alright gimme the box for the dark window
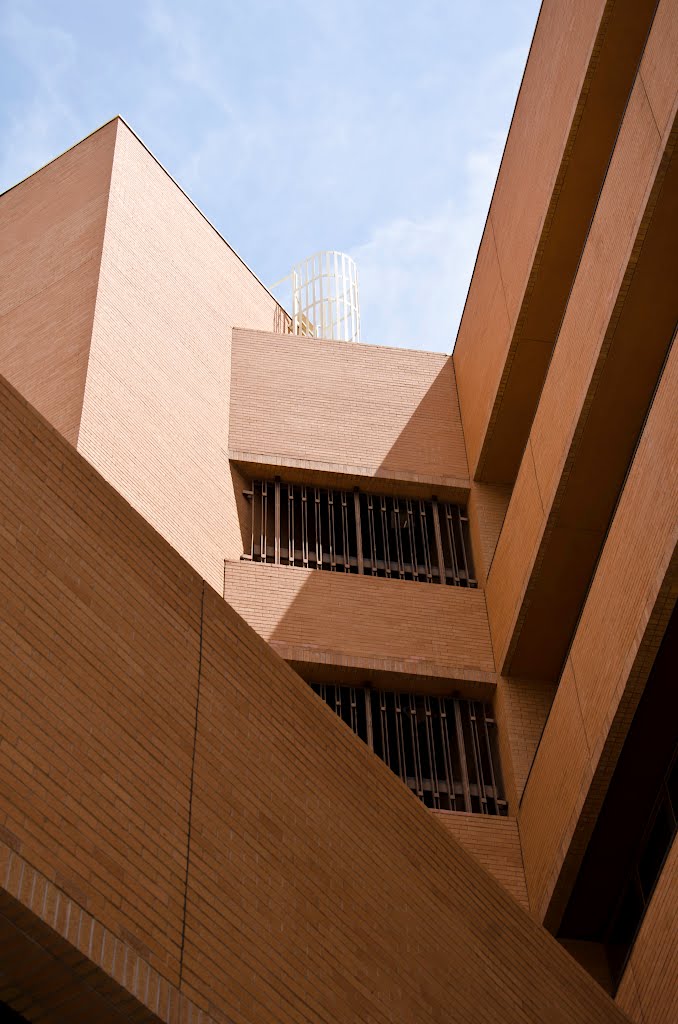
[0,1003,31,1022]
[311,682,506,815]
[245,479,475,587]
[605,751,677,983]
[558,604,678,991]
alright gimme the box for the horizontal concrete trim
[229,451,470,501]
[278,644,497,698]
[223,558,496,680]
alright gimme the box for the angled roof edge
[0,114,283,311]
[232,325,452,362]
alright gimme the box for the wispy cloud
[0,0,540,352]
[143,0,234,116]
[351,135,505,351]
[0,2,80,188]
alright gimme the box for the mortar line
[179,580,206,987]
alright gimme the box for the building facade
[0,1,676,1021]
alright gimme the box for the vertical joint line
[179,580,205,987]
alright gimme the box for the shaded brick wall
[0,372,628,1023]
[616,836,678,1023]
[230,328,468,488]
[519,332,678,927]
[467,481,511,586]
[494,676,556,810]
[485,16,677,676]
[78,121,286,592]
[454,0,656,483]
[0,120,116,445]
[432,811,528,910]
[223,559,496,685]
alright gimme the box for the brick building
[0,0,676,1021]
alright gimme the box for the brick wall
[0,842,210,1023]
[0,120,116,445]
[184,585,625,1024]
[494,676,556,810]
[0,375,201,986]
[223,559,496,686]
[432,811,528,909]
[519,331,678,927]
[467,481,511,586]
[0,372,628,1022]
[230,328,468,489]
[453,0,607,477]
[77,120,287,592]
[485,11,677,677]
[453,0,656,483]
[616,836,678,1023]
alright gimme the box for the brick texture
[454,0,607,477]
[467,481,511,586]
[639,0,678,138]
[0,842,213,1024]
[0,372,629,1022]
[616,836,678,1023]
[518,662,594,922]
[77,120,288,592]
[1,5,676,1016]
[0,120,116,445]
[519,333,678,926]
[182,588,626,1024]
[454,0,656,483]
[230,328,468,489]
[484,448,544,668]
[486,20,677,676]
[223,559,496,685]
[0,375,202,986]
[432,811,528,910]
[494,676,557,810]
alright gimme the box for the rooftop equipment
[272,250,361,343]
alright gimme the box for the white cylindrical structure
[274,251,361,343]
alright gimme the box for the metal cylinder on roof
[273,251,361,343]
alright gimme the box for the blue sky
[1,0,540,352]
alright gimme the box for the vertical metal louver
[245,479,475,587]
[311,683,506,815]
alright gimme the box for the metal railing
[245,479,476,587]
[311,683,506,815]
[272,251,361,343]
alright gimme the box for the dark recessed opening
[0,1003,31,1023]
[244,479,476,587]
[558,604,678,989]
[310,681,506,815]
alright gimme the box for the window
[557,601,678,993]
[605,748,677,984]
[311,682,506,815]
[245,479,475,587]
